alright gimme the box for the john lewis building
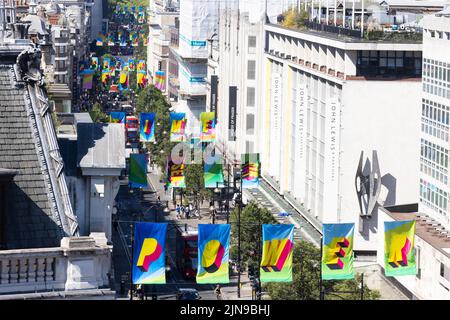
[260,23,423,251]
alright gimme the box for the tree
[135,86,172,171]
[184,164,213,207]
[229,201,278,272]
[266,241,381,300]
[89,102,109,123]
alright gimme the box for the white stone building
[419,9,450,230]
[261,23,422,251]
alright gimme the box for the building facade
[419,11,450,230]
[261,23,423,251]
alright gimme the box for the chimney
[12,21,31,39]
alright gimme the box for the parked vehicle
[176,288,201,300]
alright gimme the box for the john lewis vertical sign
[270,73,282,179]
[323,97,341,219]
[294,83,307,202]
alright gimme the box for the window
[247,60,256,80]
[246,87,255,107]
[248,36,256,54]
[246,113,255,135]
[245,141,254,153]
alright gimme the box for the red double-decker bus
[175,226,198,280]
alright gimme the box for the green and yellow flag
[384,220,416,277]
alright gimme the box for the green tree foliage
[184,163,213,206]
[135,86,172,170]
[265,241,381,300]
[89,102,109,123]
[229,201,278,272]
[281,8,309,29]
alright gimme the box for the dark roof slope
[0,66,63,249]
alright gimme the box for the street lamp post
[237,168,243,298]
[129,223,134,301]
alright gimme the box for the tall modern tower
[419,9,450,230]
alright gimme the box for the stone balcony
[0,233,111,295]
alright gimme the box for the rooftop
[383,208,450,259]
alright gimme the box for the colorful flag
[200,112,216,142]
[91,57,99,71]
[167,156,185,188]
[241,153,260,188]
[119,70,129,91]
[108,33,115,46]
[137,71,147,88]
[322,223,355,280]
[129,154,148,188]
[137,60,146,72]
[197,224,230,284]
[204,153,224,188]
[128,59,136,71]
[155,70,165,91]
[109,111,126,124]
[96,35,103,46]
[102,57,110,70]
[140,113,155,142]
[81,69,94,90]
[169,113,187,142]
[101,70,110,84]
[384,220,416,277]
[132,222,167,284]
[260,224,294,282]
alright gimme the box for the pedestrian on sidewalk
[214,284,222,300]
[176,204,181,219]
[185,205,190,219]
[157,195,161,202]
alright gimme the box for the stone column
[18,258,28,283]
[0,259,10,284]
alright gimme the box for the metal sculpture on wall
[355,150,381,226]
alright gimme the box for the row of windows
[423,59,450,82]
[420,178,448,214]
[425,29,450,41]
[423,82,450,100]
[421,120,449,142]
[421,161,448,185]
[357,50,422,76]
[422,99,450,125]
[420,138,449,168]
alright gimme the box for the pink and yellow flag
[384,220,416,277]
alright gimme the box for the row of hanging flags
[81,55,163,91]
[132,220,417,284]
[111,5,147,25]
[96,29,149,47]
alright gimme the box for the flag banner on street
[96,35,103,46]
[260,224,294,283]
[204,153,224,188]
[169,113,187,142]
[132,222,167,284]
[384,220,416,277]
[137,71,147,87]
[129,59,136,71]
[132,32,139,46]
[109,111,126,124]
[131,6,136,12]
[102,57,110,71]
[200,112,216,142]
[129,154,148,188]
[108,34,115,46]
[241,153,260,188]
[197,224,230,284]
[322,223,355,280]
[167,155,186,188]
[101,70,110,84]
[140,113,155,142]
[155,70,165,91]
[143,35,149,46]
[81,69,94,90]
[137,60,146,72]
[119,70,129,91]
[116,58,123,70]
[91,57,99,70]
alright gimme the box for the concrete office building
[210,0,297,164]
[261,22,423,251]
[419,9,450,230]
[147,0,179,93]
